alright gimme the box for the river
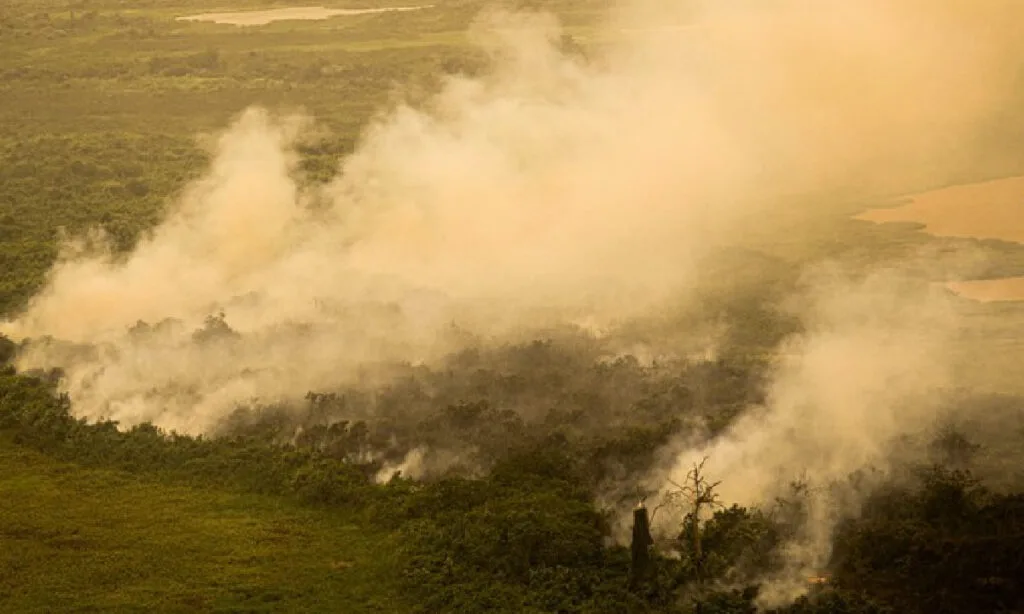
[855,176,1024,302]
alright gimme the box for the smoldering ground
[4,0,1024,607]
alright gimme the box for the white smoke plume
[6,1,1021,431]
[642,267,957,606]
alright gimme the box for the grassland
[0,437,405,613]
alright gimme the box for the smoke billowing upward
[3,0,1024,604]
[641,268,957,606]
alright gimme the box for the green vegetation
[3,350,1024,612]
[0,438,405,613]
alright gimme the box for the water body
[177,6,426,26]
[856,176,1024,301]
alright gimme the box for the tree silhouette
[655,456,724,612]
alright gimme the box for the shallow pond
[856,176,1024,302]
[177,6,426,26]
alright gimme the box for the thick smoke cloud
[642,269,957,606]
[3,0,1024,603]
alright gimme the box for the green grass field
[0,437,405,613]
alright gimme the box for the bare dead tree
[652,457,723,613]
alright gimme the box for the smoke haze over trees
[3,0,1024,611]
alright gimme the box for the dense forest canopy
[3,0,1024,612]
